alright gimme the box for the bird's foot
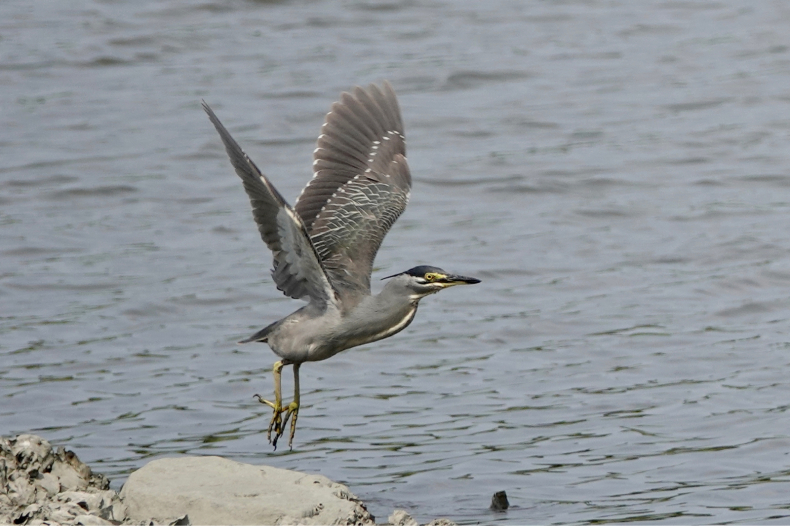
[254,394,283,446]
[254,395,299,450]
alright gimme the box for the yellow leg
[280,363,300,449]
[253,360,300,449]
[253,360,285,445]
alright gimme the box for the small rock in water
[490,490,509,511]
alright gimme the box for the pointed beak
[439,274,481,287]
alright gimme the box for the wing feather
[202,101,337,307]
[294,82,411,305]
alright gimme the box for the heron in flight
[203,82,480,449]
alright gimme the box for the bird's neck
[377,278,421,308]
[336,284,418,347]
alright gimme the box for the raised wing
[295,82,411,303]
[203,101,338,308]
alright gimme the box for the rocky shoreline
[1,434,456,526]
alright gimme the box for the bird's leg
[279,363,300,449]
[253,360,287,446]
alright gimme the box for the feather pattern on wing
[202,101,337,308]
[295,82,412,305]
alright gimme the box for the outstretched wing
[203,101,338,308]
[294,82,411,304]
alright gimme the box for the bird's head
[382,265,481,300]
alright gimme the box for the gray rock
[57,490,105,512]
[120,456,375,526]
[10,435,55,476]
[74,513,114,525]
[0,435,125,525]
[2,434,458,526]
[490,490,509,511]
[49,501,89,523]
[424,519,458,526]
[98,502,128,523]
[35,472,61,496]
[0,457,8,488]
[388,509,418,526]
[50,458,89,491]
[7,472,36,506]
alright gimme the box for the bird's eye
[424,272,440,282]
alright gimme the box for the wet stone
[490,490,509,511]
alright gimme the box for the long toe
[264,404,284,447]
[254,394,277,409]
[283,401,300,450]
[288,410,299,450]
[271,420,286,450]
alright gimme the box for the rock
[74,513,114,525]
[387,510,457,526]
[388,509,419,526]
[7,472,36,506]
[49,501,87,523]
[0,434,126,525]
[60,447,92,480]
[490,490,509,511]
[10,435,55,476]
[120,456,375,526]
[34,472,61,496]
[98,503,123,522]
[51,459,89,491]
[57,490,104,512]
[2,434,459,526]
[14,503,44,524]
[0,457,8,488]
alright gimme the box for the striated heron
[203,82,480,449]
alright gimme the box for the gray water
[3,1,790,523]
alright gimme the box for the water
[3,0,790,523]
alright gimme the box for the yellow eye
[424,272,440,282]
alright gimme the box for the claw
[254,394,284,445]
[256,361,300,450]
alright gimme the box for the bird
[202,82,480,449]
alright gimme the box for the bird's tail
[238,320,278,344]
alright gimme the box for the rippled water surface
[4,1,790,523]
